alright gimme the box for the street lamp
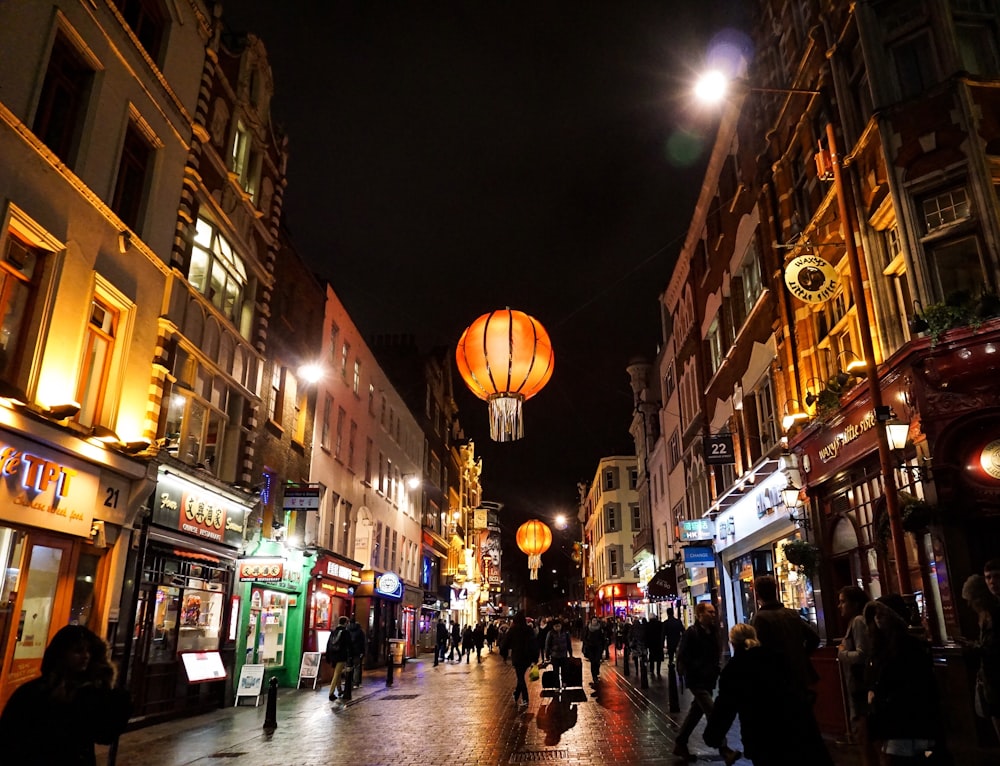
[694,73,911,596]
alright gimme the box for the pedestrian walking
[473,622,485,663]
[435,618,449,666]
[962,572,1000,741]
[537,618,552,664]
[838,585,876,765]
[500,612,538,707]
[647,614,665,677]
[583,617,606,685]
[462,624,475,663]
[603,618,614,659]
[0,625,131,766]
[449,621,461,662]
[664,608,684,667]
[865,595,949,763]
[673,601,741,764]
[544,619,573,688]
[704,623,829,766]
[630,617,647,675]
[325,616,354,700]
[348,616,367,687]
[486,621,499,653]
[750,574,821,701]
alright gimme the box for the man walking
[751,575,821,701]
[663,608,684,667]
[325,616,353,701]
[673,602,740,764]
[544,619,573,688]
[348,616,366,687]
[435,618,449,666]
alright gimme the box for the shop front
[353,570,403,667]
[594,582,642,618]
[125,466,252,720]
[0,410,152,709]
[305,551,361,655]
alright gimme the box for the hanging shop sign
[375,571,403,599]
[0,436,99,537]
[682,545,717,567]
[705,433,735,465]
[152,472,248,548]
[237,558,284,583]
[980,439,1000,480]
[679,518,715,542]
[646,565,679,598]
[283,486,320,511]
[783,255,838,304]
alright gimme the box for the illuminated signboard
[0,437,98,537]
[237,558,284,582]
[375,571,403,600]
[152,472,247,548]
[181,651,227,683]
[324,561,361,583]
[682,546,716,567]
[283,486,320,511]
[679,518,715,542]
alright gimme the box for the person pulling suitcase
[544,619,573,689]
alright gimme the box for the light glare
[694,70,728,104]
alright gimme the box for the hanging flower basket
[783,540,819,578]
[874,492,943,550]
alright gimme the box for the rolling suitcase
[541,668,560,689]
[562,657,583,688]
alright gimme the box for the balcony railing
[632,526,653,556]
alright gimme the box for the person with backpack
[325,616,354,700]
[544,619,573,688]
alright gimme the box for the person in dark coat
[582,617,606,684]
[674,602,741,764]
[435,618,449,666]
[966,567,1000,741]
[485,621,499,653]
[865,595,948,763]
[461,624,475,663]
[647,614,665,677]
[449,621,461,662]
[664,608,684,667]
[348,616,367,687]
[500,612,539,707]
[0,625,131,766]
[750,574,821,701]
[704,624,833,766]
[629,617,648,675]
[473,622,486,663]
[325,616,354,699]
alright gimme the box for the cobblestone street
[102,648,869,766]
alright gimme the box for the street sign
[283,486,320,511]
[705,433,735,465]
[682,546,716,567]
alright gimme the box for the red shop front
[304,552,362,655]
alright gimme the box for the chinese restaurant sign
[152,472,247,548]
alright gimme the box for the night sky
[222,2,751,554]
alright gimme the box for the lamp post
[694,72,911,596]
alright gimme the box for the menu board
[181,651,227,683]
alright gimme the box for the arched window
[189,217,251,335]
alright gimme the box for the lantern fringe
[528,554,541,580]
[488,393,525,442]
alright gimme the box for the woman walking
[500,613,538,708]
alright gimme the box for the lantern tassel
[488,393,525,442]
[528,553,541,580]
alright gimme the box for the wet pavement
[101,646,869,766]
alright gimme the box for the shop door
[0,533,76,707]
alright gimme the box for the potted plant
[912,290,1000,345]
[875,492,942,549]
[783,539,819,578]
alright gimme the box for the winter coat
[545,629,572,660]
[646,617,664,662]
[325,624,353,664]
[704,646,832,764]
[867,632,942,742]
[461,626,475,649]
[348,623,367,658]
[677,621,721,690]
[583,622,606,661]
[751,601,820,693]
[500,620,539,667]
[663,616,684,653]
[436,621,449,643]
[473,624,485,649]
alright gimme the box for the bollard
[343,662,353,701]
[386,653,394,687]
[667,659,680,713]
[639,655,648,689]
[262,676,278,732]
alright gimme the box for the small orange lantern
[515,519,552,580]
[456,308,554,441]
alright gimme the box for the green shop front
[232,542,311,692]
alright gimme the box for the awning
[646,565,679,599]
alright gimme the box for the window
[603,468,616,491]
[391,530,398,571]
[293,382,307,444]
[0,232,42,383]
[111,121,154,232]
[663,362,676,400]
[113,0,166,61]
[230,119,259,200]
[320,394,332,450]
[630,503,641,531]
[378,451,386,493]
[364,438,373,484]
[668,430,681,470]
[268,366,284,424]
[739,242,763,322]
[334,407,346,459]
[606,503,619,532]
[925,235,987,299]
[608,547,620,578]
[329,322,339,366]
[353,360,361,395]
[891,30,938,99]
[189,217,252,336]
[33,34,93,168]
[347,421,357,469]
[753,374,779,454]
[340,343,350,377]
[368,383,375,415]
[707,315,725,375]
[628,468,638,490]
[340,500,352,555]
[76,298,118,428]
[161,372,237,477]
[383,526,391,569]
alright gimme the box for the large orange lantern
[516,519,552,580]
[455,308,554,442]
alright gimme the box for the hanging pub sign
[375,571,404,599]
[783,255,838,304]
[705,433,735,465]
[980,438,1000,480]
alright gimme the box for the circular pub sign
[784,255,838,304]
[980,439,1000,481]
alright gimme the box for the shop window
[111,120,154,232]
[248,588,286,666]
[0,231,43,384]
[188,217,252,336]
[76,296,119,428]
[33,33,93,168]
[112,0,166,62]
